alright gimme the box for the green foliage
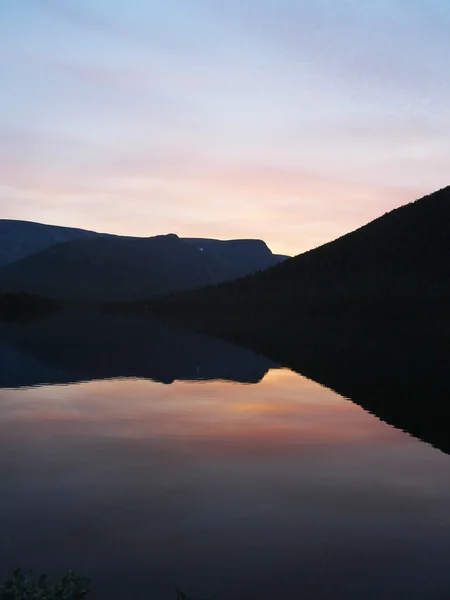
[0,571,210,600]
[0,569,90,600]
[176,589,212,600]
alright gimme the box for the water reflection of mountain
[187,314,450,456]
[3,307,450,459]
[0,310,278,388]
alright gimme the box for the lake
[1,314,450,599]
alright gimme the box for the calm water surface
[2,368,450,599]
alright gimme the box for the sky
[1,0,450,255]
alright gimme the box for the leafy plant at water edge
[0,569,90,600]
[176,589,212,600]
[0,571,211,600]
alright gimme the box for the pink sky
[1,0,449,255]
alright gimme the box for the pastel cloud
[1,0,449,254]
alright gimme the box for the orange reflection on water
[0,368,404,452]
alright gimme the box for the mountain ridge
[0,220,288,302]
[144,184,450,317]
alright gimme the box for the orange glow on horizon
[0,156,430,255]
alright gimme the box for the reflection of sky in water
[1,370,450,600]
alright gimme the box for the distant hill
[0,221,287,302]
[0,220,96,268]
[0,293,60,322]
[182,237,288,279]
[146,185,450,318]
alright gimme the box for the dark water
[1,314,450,600]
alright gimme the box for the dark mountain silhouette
[182,237,287,278]
[0,221,287,302]
[0,234,221,301]
[145,185,450,318]
[109,184,450,455]
[0,219,96,268]
[0,293,60,322]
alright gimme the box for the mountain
[0,234,219,301]
[0,219,96,268]
[0,293,60,322]
[146,185,450,318]
[182,237,287,279]
[0,221,287,302]
[111,184,450,457]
